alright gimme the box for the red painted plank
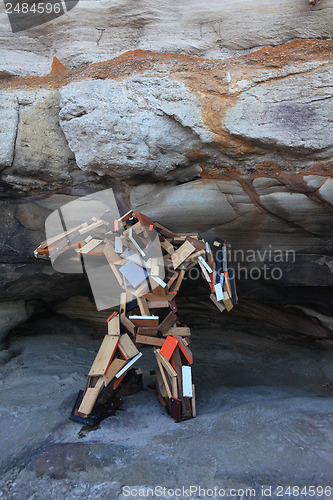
[159,335,178,361]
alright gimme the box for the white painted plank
[198,256,213,274]
[182,366,193,397]
[214,283,223,302]
[115,352,143,378]
[115,236,123,254]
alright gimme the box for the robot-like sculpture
[35,202,237,425]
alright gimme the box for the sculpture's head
[35,188,165,310]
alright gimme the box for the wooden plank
[137,326,159,337]
[103,241,124,286]
[145,292,176,308]
[187,249,205,262]
[129,315,159,328]
[183,261,198,272]
[154,222,178,239]
[166,271,180,290]
[118,333,140,360]
[164,326,191,337]
[118,209,133,224]
[170,398,182,422]
[159,335,178,360]
[159,311,177,335]
[210,293,226,312]
[88,335,119,376]
[154,349,177,378]
[211,271,215,293]
[185,236,205,251]
[133,211,154,230]
[155,355,172,398]
[223,272,233,298]
[78,387,102,415]
[205,242,215,269]
[171,377,178,399]
[78,220,104,235]
[223,291,234,312]
[120,292,127,316]
[160,239,175,254]
[91,216,109,226]
[132,222,145,235]
[155,350,177,398]
[171,346,192,419]
[107,314,120,336]
[76,238,103,254]
[174,335,193,364]
[150,257,160,276]
[171,346,183,397]
[182,366,193,397]
[176,232,199,240]
[215,245,223,284]
[151,276,167,288]
[104,358,126,386]
[146,298,169,308]
[171,241,196,269]
[155,366,169,398]
[136,335,164,347]
[191,384,196,417]
[198,255,213,274]
[228,269,238,305]
[222,244,228,272]
[149,277,166,296]
[170,298,177,314]
[198,260,211,283]
[115,352,142,378]
[171,269,185,292]
[145,292,177,301]
[198,260,212,283]
[120,315,136,335]
[137,296,150,316]
[130,281,150,297]
[40,222,88,248]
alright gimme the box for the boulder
[59,78,208,181]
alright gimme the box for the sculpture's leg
[70,312,143,426]
[152,324,196,422]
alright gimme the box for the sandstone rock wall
[0,0,332,337]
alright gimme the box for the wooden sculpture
[34,210,237,425]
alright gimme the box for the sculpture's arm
[34,209,237,312]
